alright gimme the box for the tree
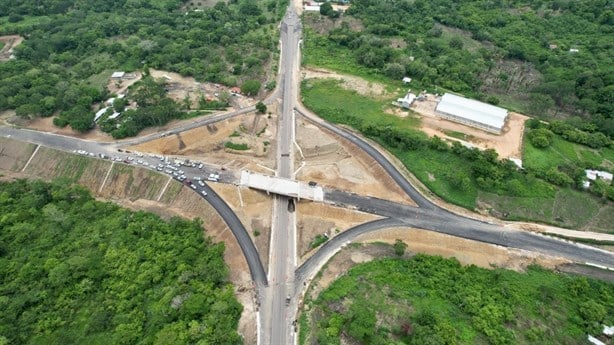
[449,36,463,49]
[255,101,267,114]
[393,239,407,256]
[241,80,261,96]
[320,2,334,17]
[383,63,405,79]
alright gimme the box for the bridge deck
[240,171,324,201]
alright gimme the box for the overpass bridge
[240,170,324,202]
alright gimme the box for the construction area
[409,92,528,160]
[0,35,22,61]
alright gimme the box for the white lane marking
[99,161,115,193]
[156,175,172,202]
[237,186,244,207]
[21,145,40,172]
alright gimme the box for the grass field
[302,79,613,231]
[524,135,614,172]
[302,254,614,345]
[302,78,420,130]
[478,188,613,232]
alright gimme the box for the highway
[1,2,614,343]
[259,7,302,345]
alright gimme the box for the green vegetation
[255,101,267,114]
[240,79,261,96]
[302,254,614,345]
[302,78,613,224]
[224,142,249,151]
[0,179,242,344]
[0,0,282,134]
[303,0,614,138]
[230,130,241,138]
[303,79,552,209]
[309,234,329,249]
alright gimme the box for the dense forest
[302,254,614,345]
[0,0,284,132]
[308,0,613,137]
[0,179,242,344]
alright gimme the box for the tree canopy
[0,0,283,133]
[304,254,614,345]
[0,179,243,344]
[308,0,614,137]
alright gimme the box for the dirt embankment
[0,137,257,343]
[307,229,571,300]
[129,108,278,174]
[295,119,415,205]
[297,202,380,263]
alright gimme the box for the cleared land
[411,94,528,160]
[296,202,380,263]
[0,35,23,61]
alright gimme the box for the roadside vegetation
[0,179,242,344]
[224,141,250,151]
[303,0,613,138]
[0,0,284,134]
[301,254,614,345]
[302,79,613,230]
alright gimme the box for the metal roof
[436,93,508,130]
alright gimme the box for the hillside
[304,0,613,137]
[0,179,243,344]
[301,254,614,345]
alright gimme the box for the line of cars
[79,148,219,197]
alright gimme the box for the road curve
[295,218,406,286]
[195,181,268,285]
[0,130,268,285]
[295,106,437,211]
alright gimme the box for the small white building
[402,77,412,84]
[94,107,110,122]
[435,93,508,134]
[396,91,416,109]
[569,48,579,53]
[585,169,613,183]
[111,71,125,79]
[108,112,121,120]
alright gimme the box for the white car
[201,190,208,196]
[190,184,197,190]
[198,180,205,187]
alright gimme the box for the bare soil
[296,202,380,262]
[411,95,528,159]
[295,119,415,205]
[302,67,389,99]
[106,71,142,95]
[128,108,279,173]
[0,35,23,61]
[302,12,363,35]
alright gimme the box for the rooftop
[436,93,508,130]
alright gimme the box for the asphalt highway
[260,7,302,345]
[2,5,614,343]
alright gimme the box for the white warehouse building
[435,93,508,134]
